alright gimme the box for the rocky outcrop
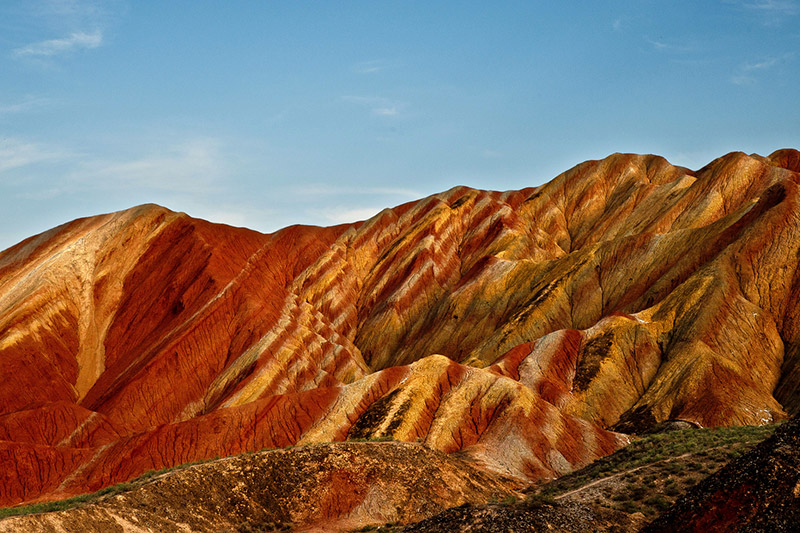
[401,501,642,533]
[1,149,799,515]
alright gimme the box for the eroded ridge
[1,149,799,511]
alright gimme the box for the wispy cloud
[9,0,117,64]
[295,185,421,199]
[14,186,67,201]
[743,57,780,70]
[0,96,51,115]
[1,136,229,199]
[0,138,68,173]
[741,0,799,14]
[13,29,102,57]
[612,19,623,32]
[668,58,712,67]
[342,95,407,117]
[73,138,226,193]
[373,107,399,116]
[368,187,421,197]
[352,59,391,74]
[726,0,799,25]
[204,209,248,228]
[731,53,794,84]
[645,38,694,53]
[310,206,385,224]
[730,73,753,86]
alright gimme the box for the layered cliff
[1,149,799,515]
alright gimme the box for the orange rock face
[1,149,799,509]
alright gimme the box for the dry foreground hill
[1,148,799,531]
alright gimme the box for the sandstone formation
[1,149,799,522]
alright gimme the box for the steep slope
[1,149,799,516]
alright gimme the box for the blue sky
[1,1,799,250]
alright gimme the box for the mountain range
[1,148,799,530]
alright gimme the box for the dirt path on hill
[553,450,704,501]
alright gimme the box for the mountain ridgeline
[1,149,799,530]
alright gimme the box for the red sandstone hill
[1,149,799,525]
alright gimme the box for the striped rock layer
[1,149,799,508]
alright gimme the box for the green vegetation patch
[0,455,225,520]
[525,422,778,518]
[0,482,135,520]
[533,423,777,499]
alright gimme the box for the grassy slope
[0,457,221,520]
[526,424,778,519]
